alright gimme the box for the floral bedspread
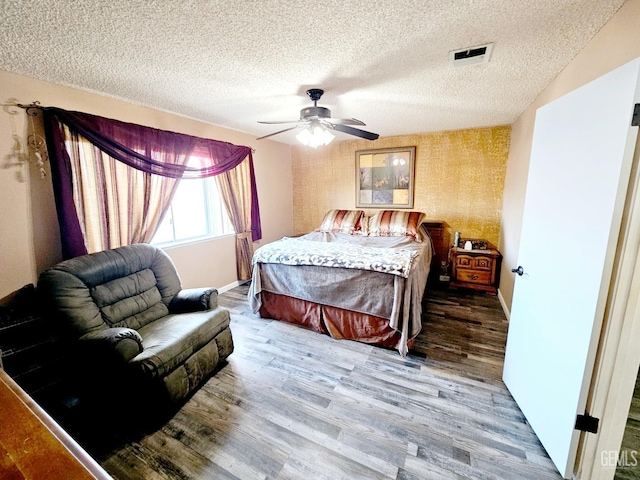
[252,237,418,278]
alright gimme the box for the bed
[248,210,434,356]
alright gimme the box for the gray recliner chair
[38,243,233,406]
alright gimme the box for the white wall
[499,0,640,312]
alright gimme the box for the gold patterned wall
[291,125,511,247]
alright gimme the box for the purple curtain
[42,107,262,259]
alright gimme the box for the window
[151,158,234,246]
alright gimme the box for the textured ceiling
[0,0,626,145]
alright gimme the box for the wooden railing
[0,368,112,479]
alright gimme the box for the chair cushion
[91,269,168,330]
[132,307,230,379]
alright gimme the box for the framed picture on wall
[356,146,416,208]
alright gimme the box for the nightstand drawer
[455,255,493,271]
[456,268,491,285]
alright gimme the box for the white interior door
[503,58,640,479]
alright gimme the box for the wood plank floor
[89,285,561,479]
[615,369,640,479]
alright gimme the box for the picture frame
[355,146,416,208]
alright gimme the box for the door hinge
[575,413,599,434]
[632,104,640,127]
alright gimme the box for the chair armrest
[79,328,144,364]
[169,287,218,313]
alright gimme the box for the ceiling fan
[256,89,379,142]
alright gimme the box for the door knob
[511,266,524,276]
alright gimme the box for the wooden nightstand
[449,244,502,294]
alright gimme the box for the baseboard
[217,280,242,294]
[497,289,511,321]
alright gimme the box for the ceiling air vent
[450,43,493,67]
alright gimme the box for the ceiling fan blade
[327,118,366,126]
[258,120,301,124]
[332,124,379,141]
[256,126,299,140]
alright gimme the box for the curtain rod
[14,101,257,153]
[16,101,42,116]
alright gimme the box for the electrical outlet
[439,275,450,282]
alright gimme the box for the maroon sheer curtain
[42,107,262,259]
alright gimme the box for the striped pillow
[316,209,365,235]
[368,210,427,242]
[354,215,370,236]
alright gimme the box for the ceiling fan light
[296,125,334,148]
[321,128,335,145]
[296,128,313,145]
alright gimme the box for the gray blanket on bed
[248,231,432,356]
